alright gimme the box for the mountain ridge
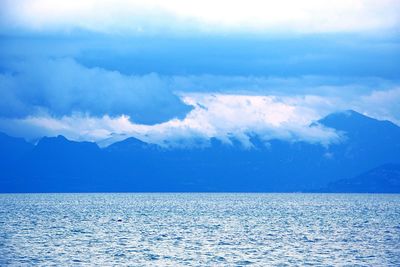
[1,110,399,193]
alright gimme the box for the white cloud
[352,87,400,124]
[2,87,400,148]
[0,93,343,147]
[2,0,399,34]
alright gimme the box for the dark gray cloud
[0,58,191,124]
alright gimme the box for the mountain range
[1,110,399,193]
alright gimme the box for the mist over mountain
[0,110,399,193]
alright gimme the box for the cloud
[0,1,398,149]
[352,87,400,124]
[0,93,343,147]
[2,34,399,80]
[1,0,399,34]
[170,75,398,97]
[2,87,399,148]
[0,55,399,146]
[2,56,398,125]
[1,56,399,132]
[0,58,190,124]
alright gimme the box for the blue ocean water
[0,193,399,266]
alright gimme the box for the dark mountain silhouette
[324,164,400,193]
[0,132,33,162]
[0,110,399,193]
[0,132,34,191]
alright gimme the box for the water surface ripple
[0,193,399,266]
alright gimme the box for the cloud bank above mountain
[1,88,399,147]
[0,93,343,147]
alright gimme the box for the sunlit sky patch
[2,0,400,34]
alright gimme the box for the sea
[0,193,399,266]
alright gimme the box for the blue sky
[0,0,399,146]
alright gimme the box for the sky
[0,0,399,146]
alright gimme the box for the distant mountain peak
[325,163,400,193]
[36,135,100,152]
[320,109,367,122]
[319,110,399,133]
[118,137,148,146]
[39,135,68,143]
[105,136,157,152]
